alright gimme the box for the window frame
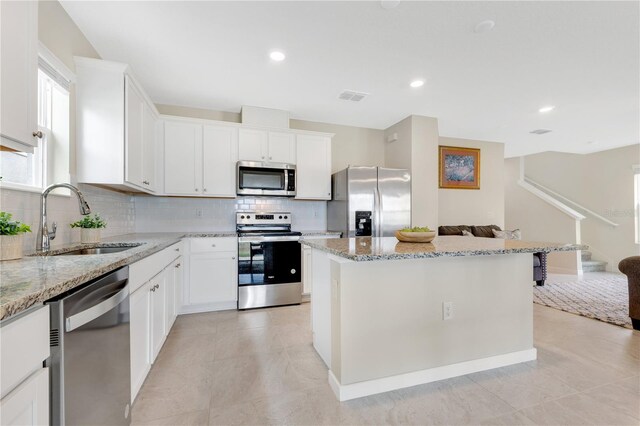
[0,43,74,194]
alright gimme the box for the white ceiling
[61,1,639,157]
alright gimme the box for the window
[0,51,70,190]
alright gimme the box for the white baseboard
[179,301,237,314]
[328,348,537,401]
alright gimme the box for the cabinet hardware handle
[261,156,265,159]
[143,180,149,185]
[269,156,272,160]
[175,248,179,252]
[175,263,181,268]
[195,188,199,192]
[203,188,207,192]
[33,130,43,138]
[150,287,155,292]
[211,244,216,247]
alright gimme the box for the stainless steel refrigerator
[328,166,411,237]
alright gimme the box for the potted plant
[0,212,31,260]
[70,214,106,243]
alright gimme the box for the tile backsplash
[134,195,327,233]
[1,184,327,252]
[0,184,136,252]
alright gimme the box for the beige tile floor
[131,302,640,426]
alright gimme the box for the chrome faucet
[37,183,91,251]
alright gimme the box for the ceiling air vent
[338,90,369,102]
[529,129,552,135]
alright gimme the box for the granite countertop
[0,232,240,321]
[299,235,587,262]
[298,231,342,237]
[0,230,341,321]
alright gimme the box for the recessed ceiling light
[474,20,495,33]
[410,79,424,88]
[269,51,286,62]
[538,105,556,113]
[380,0,401,9]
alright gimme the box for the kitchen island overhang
[301,236,585,401]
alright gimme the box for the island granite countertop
[300,235,586,262]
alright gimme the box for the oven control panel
[236,212,291,226]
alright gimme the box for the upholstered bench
[438,225,547,286]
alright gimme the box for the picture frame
[439,146,480,189]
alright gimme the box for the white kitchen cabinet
[165,257,182,331]
[296,134,332,200]
[164,121,202,195]
[150,273,167,360]
[238,129,295,164]
[0,368,48,426]
[238,128,267,162]
[182,238,238,314]
[202,125,238,196]
[75,57,159,194]
[129,242,181,402]
[164,121,237,197]
[129,280,152,402]
[0,0,38,150]
[0,306,49,426]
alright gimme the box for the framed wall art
[439,146,480,189]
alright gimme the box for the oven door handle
[239,236,301,243]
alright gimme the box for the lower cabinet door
[130,281,152,402]
[188,252,237,306]
[0,368,48,426]
[164,263,177,332]
[172,258,183,324]
[150,275,167,361]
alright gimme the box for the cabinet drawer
[129,241,182,292]
[0,306,49,399]
[189,237,237,253]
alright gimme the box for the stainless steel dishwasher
[47,266,131,426]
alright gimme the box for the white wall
[520,145,640,272]
[384,115,440,229]
[439,137,505,228]
[504,158,581,274]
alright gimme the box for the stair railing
[522,177,619,228]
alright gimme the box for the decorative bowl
[395,230,436,243]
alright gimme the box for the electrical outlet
[195,208,203,218]
[443,302,453,320]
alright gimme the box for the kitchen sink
[57,247,133,255]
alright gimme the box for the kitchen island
[300,236,585,401]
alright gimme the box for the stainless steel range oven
[237,212,302,309]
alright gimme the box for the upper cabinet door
[142,104,156,192]
[295,134,332,200]
[238,128,267,162]
[202,125,238,197]
[268,132,295,164]
[164,121,202,194]
[125,78,144,189]
[0,1,38,148]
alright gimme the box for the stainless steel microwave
[236,161,296,197]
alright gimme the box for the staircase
[581,250,607,272]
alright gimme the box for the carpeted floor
[533,272,632,329]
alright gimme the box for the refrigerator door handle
[378,187,384,236]
[373,187,381,237]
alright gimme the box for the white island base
[306,248,538,402]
